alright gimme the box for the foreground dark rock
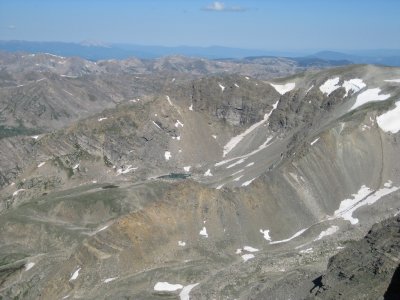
[309,216,400,300]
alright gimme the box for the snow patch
[260,229,271,241]
[222,100,279,157]
[242,178,256,187]
[314,225,339,241]
[152,121,161,129]
[175,120,184,128]
[320,77,340,95]
[334,182,399,224]
[104,277,118,283]
[233,175,243,182]
[97,225,109,232]
[299,248,313,254]
[179,283,199,300]
[212,135,217,139]
[31,135,39,140]
[306,85,314,94]
[183,166,191,172]
[72,164,79,170]
[241,254,255,262]
[189,104,193,111]
[384,79,400,83]
[270,82,296,95]
[310,138,320,146]
[243,246,259,252]
[38,162,46,168]
[13,189,25,196]
[350,88,390,110]
[234,83,239,88]
[69,267,81,281]
[218,83,225,91]
[216,184,224,190]
[154,282,183,292]
[226,158,246,169]
[342,78,366,97]
[164,152,172,161]
[117,165,137,175]
[178,241,186,247]
[199,227,208,237]
[98,117,108,122]
[204,169,213,177]
[269,228,307,245]
[377,101,400,133]
[166,95,173,105]
[246,162,254,167]
[25,262,35,271]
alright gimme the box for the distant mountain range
[1,40,400,66]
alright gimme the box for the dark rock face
[309,217,400,300]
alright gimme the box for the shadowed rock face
[308,217,400,300]
[0,55,400,299]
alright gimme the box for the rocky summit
[1,52,400,300]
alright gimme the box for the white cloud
[204,2,246,12]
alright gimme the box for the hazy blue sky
[1,0,399,51]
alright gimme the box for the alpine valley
[0,51,400,300]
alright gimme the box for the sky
[0,0,399,51]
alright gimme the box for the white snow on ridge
[222,100,279,157]
[342,78,366,97]
[320,77,340,95]
[189,104,193,111]
[334,182,399,224]
[72,164,79,170]
[154,282,183,292]
[218,83,225,92]
[384,79,400,83]
[269,228,307,245]
[270,82,295,95]
[38,162,46,168]
[350,88,390,110]
[377,101,400,133]
[179,283,199,300]
[314,225,339,241]
[183,166,191,172]
[31,135,39,140]
[260,229,271,241]
[98,117,108,122]
[164,152,172,161]
[69,267,81,281]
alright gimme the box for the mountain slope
[0,59,400,299]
